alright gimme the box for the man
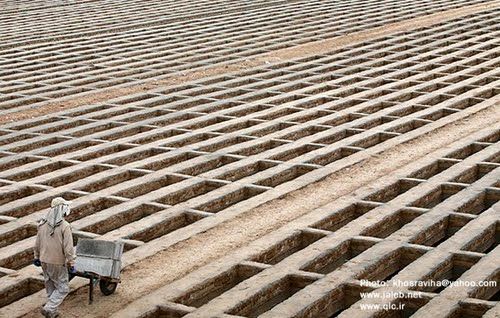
[33,197,76,318]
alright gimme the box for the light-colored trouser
[41,263,69,314]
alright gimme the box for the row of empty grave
[0,0,494,115]
[0,7,500,312]
[115,127,500,318]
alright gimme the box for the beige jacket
[34,220,76,266]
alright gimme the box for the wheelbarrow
[68,239,124,304]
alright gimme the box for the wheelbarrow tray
[71,239,124,303]
[74,239,123,280]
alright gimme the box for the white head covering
[41,197,72,235]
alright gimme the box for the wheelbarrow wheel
[99,280,118,296]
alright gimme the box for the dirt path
[17,104,499,318]
[1,0,499,125]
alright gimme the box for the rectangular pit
[231,140,288,157]
[155,181,226,206]
[6,161,75,182]
[128,129,186,145]
[215,161,278,182]
[388,105,428,117]
[178,156,240,176]
[76,170,149,193]
[314,129,363,145]
[139,152,200,171]
[37,140,103,157]
[195,186,267,213]
[162,133,219,148]
[250,230,326,265]
[349,132,398,149]
[121,109,174,123]
[41,164,112,187]
[214,119,263,134]
[354,116,396,130]
[447,97,484,110]
[462,222,499,254]
[358,101,397,114]
[150,113,201,127]
[311,202,380,232]
[0,224,37,249]
[0,156,41,172]
[363,179,422,203]
[34,120,93,134]
[67,197,125,222]
[306,146,360,166]
[478,131,499,143]
[99,126,156,141]
[469,270,500,301]
[445,143,490,160]
[294,284,376,318]
[255,107,302,121]
[278,126,329,141]
[8,117,63,131]
[255,165,316,188]
[115,175,186,199]
[386,119,430,134]
[223,104,273,118]
[169,98,218,111]
[7,137,70,153]
[3,192,82,218]
[446,301,496,318]
[0,186,46,205]
[410,184,466,209]
[0,278,45,308]
[138,305,189,318]
[484,151,500,164]
[412,253,480,292]
[196,101,245,115]
[71,144,136,161]
[407,159,458,179]
[70,122,125,138]
[451,163,498,184]
[0,248,38,270]
[127,212,205,242]
[82,204,165,235]
[196,136,254,152]
[359,246,428,282]
[268,144,322,161]
[226,275,317,318]
[104,148,170,166]
[455,188,499,215]
[301,238,377,274]
[174,264,264,307]
[287,110,334,123]
[319,113,363,127]
[362,209,424,239]
[0,134,39,147]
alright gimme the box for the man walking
[33,197,76,318]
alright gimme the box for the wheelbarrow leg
[89,277,94,305]
[89,277,93,304]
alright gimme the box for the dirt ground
[18,104,500,318]
[3,1,499,317]
[1,0,497,125]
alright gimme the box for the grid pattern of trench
[0,0,494,114]
[129,126,500,318]
[0,7,500,310]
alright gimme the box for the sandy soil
[1,0,498,125]
[16,104,499,318]
[4,2,500,317]
[0,63,258,125]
